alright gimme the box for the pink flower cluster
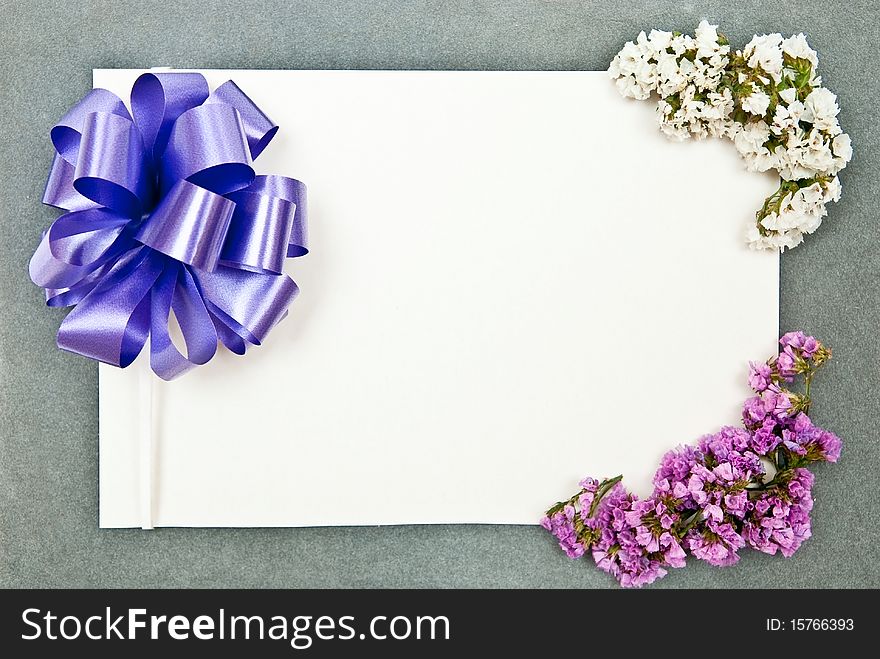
[542,332,840,587]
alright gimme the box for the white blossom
[771,98,805,135]
[695,20,721,57]
[747,224,804,251]
[744,33,785,82]
[655,51,689,97]
[670,33,693,57]
[802,87,841,133]
[824,176,842,202]
[646,29,674,52]
[742,89,771,116]
[732,120,774,171]
[782,33,818,68]
[703,89,736,137]
[832,133,853,167]
[608,36,657,100]
[779,88,797,104]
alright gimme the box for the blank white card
[97,70,779,528]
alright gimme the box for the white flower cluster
[608,22,732,140]
[609,21,852,250]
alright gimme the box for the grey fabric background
[1,0,878,588]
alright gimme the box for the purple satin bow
[29,72,308,380]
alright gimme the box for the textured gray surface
[1,0,878,588]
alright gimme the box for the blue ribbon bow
[29,72,308,380]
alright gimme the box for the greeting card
[88,68,779,528]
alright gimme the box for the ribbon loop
[161,103,255,196]
[149,262,218,380]
[74,112,150,217]
[29,209,132,289]
[43,153,99,211]
[205,80,279,159]
[44,258,122,309]
[131,72,210,162]
[195,266,299,346]
[46,208,130,266]
[57,248,164,367]
[50,88,130,165]
[135,180,235,272]
[220,190,295,274]
[247,175,309,257]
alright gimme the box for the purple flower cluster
[539,478,602,558]
[788,414,842,462]
[540,504,585,559]
[590,484,677,588]
[542,332,841,587]
[743,468,815,557]
[678,426,762,567]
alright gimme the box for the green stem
[803,372,813,415]
[588,475,623,518]
[678,511,702,535]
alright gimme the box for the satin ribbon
[30,72,308,380]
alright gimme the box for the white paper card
[97,69,779,528]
